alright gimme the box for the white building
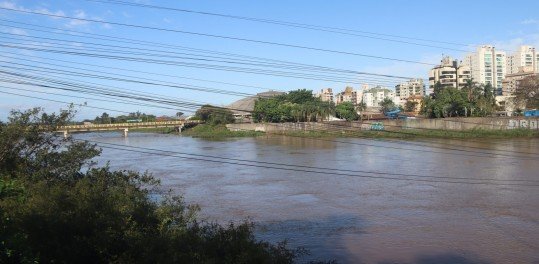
[316,88,334,103]
[507,46,538,74]
[334,86,365,105]
[429,56,471,89]
[362,86,395,107]
[463,45,506,95]
[395,79,426,100]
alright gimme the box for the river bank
[270,128,539,139]
[131,124,539,140]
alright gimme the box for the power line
[0,43,399,86]
[0,6,437,66]
[0,88,131,114]
[4,69,536,159]
[85,0,472,48]
[0,25,414,82]
[2,58,535,157]
[0,18,417,80]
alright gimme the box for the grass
[126,124,539,140]
[271,128,539,140]
[182,124,264,139]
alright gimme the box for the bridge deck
[59,121,199,132]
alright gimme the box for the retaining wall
[226,117,539,132]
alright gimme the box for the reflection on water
[77,132,539,263]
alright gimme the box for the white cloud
[65,9,88,27]
[521,19,538,25]
[0,1,108,29]
[3,27,27,35]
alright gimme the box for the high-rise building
[334,86,364,105]
[463,45,506,95]
[395,79,426,100]
[335,86,354,105]
[501,66,536,96]
[507,46,538,74]
[428,56,471,89]
[316,88,334,103]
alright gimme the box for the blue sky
[0,0,538,120]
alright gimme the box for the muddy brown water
[77,132,539,263]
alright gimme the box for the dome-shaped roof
[226,91,285,115]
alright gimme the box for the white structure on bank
[507,46,539,74]
[462,45,506,94]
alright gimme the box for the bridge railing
[59,120,200,130]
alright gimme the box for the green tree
[0,108,303,263]
[404,101,419,112]
[195,105,235,125]
[379,98,397,113]
[253,89,334,123]
[335,102,359,121]
[95,112,111,124]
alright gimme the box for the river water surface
[76,133,539,263]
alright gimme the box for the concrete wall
[226,117,539,132]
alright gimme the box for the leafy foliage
[195,105,235,125]
[379,98,398,113]
[335,102,359,121]
[0,108,304,263]
[94,111,157,124]
[421,80,496,118]
[253,89,334,123]
[404,101,419,112]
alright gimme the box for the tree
[176,112,184,119]
[379,98,397,113]
[515,75,539,110]
[195,105,235,125]
[0,108,303,263]
[335,102,359,121]
[432,81,443,99]
[95,112,111,124]
[253,89,334,123]
[404,101,419,112]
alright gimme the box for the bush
[0,108,301,263]
[195,105,235,125]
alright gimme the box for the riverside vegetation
[0,108,320,263]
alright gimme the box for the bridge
[58,120,201,137]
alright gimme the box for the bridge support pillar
[174,125,184,133]
[123,128,128,137]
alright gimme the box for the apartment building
[362,86,395,107]
[429,56,471,89]
[395,79,426,100]
[463,45,506,95]
[501,66,536,96]
[334,86,364,105]
[507,46,538,74]
[316,88,334,103]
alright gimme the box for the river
[76,132,539,263]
